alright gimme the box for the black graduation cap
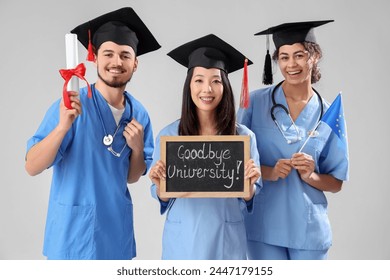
[70,7,161,61]
[254,20,334,84]
[167,34,253,74]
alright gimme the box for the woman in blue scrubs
[237,21,349,260]
[24,8,160,259]
[149,34,262,260]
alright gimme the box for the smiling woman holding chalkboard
[149,34,262,260]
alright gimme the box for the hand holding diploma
[59,34,91,109]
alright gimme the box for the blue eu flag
[321,93,348,148]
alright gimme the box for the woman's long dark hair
[178,68,237,136]
[272,41,323,83]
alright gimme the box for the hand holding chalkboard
[159,135,250,198]
[242,159,261,201]
[149,159,169,202]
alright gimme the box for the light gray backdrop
[0,0,388,260]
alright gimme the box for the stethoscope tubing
[91,84,133,153]
[270,80,323,122]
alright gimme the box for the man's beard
[97,70,132,88]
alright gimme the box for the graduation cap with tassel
[167,34,253,109]
[70,7,161,61]
[255,20,334,85]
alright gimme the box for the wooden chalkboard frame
[160,135,250,198]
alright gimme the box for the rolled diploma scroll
[65,33,79,92]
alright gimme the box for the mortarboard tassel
[86,29,95,62]
[240,58,249,108]
[263,34,273,85]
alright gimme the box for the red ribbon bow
[59,63,92,109]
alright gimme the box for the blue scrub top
[237,85,349,250]
[26,85,154,259]
[150,120,262,259]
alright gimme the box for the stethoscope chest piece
[92,84,133,156]
[103,135,113,146]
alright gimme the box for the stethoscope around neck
[92,84,133,157]
[270,80,324,144]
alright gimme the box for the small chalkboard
[160,135,250,198]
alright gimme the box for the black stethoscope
[92,84,133,157]
[270,81,324,144]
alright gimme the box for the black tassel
[263,50,273,85]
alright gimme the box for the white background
[0,0,389,260]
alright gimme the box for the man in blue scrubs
[25,7,160,259]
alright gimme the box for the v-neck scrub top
[237,85,349,251]
[26,85,154,259]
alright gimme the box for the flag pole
[297,121,321,153]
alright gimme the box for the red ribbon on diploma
[59,63,92,109]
